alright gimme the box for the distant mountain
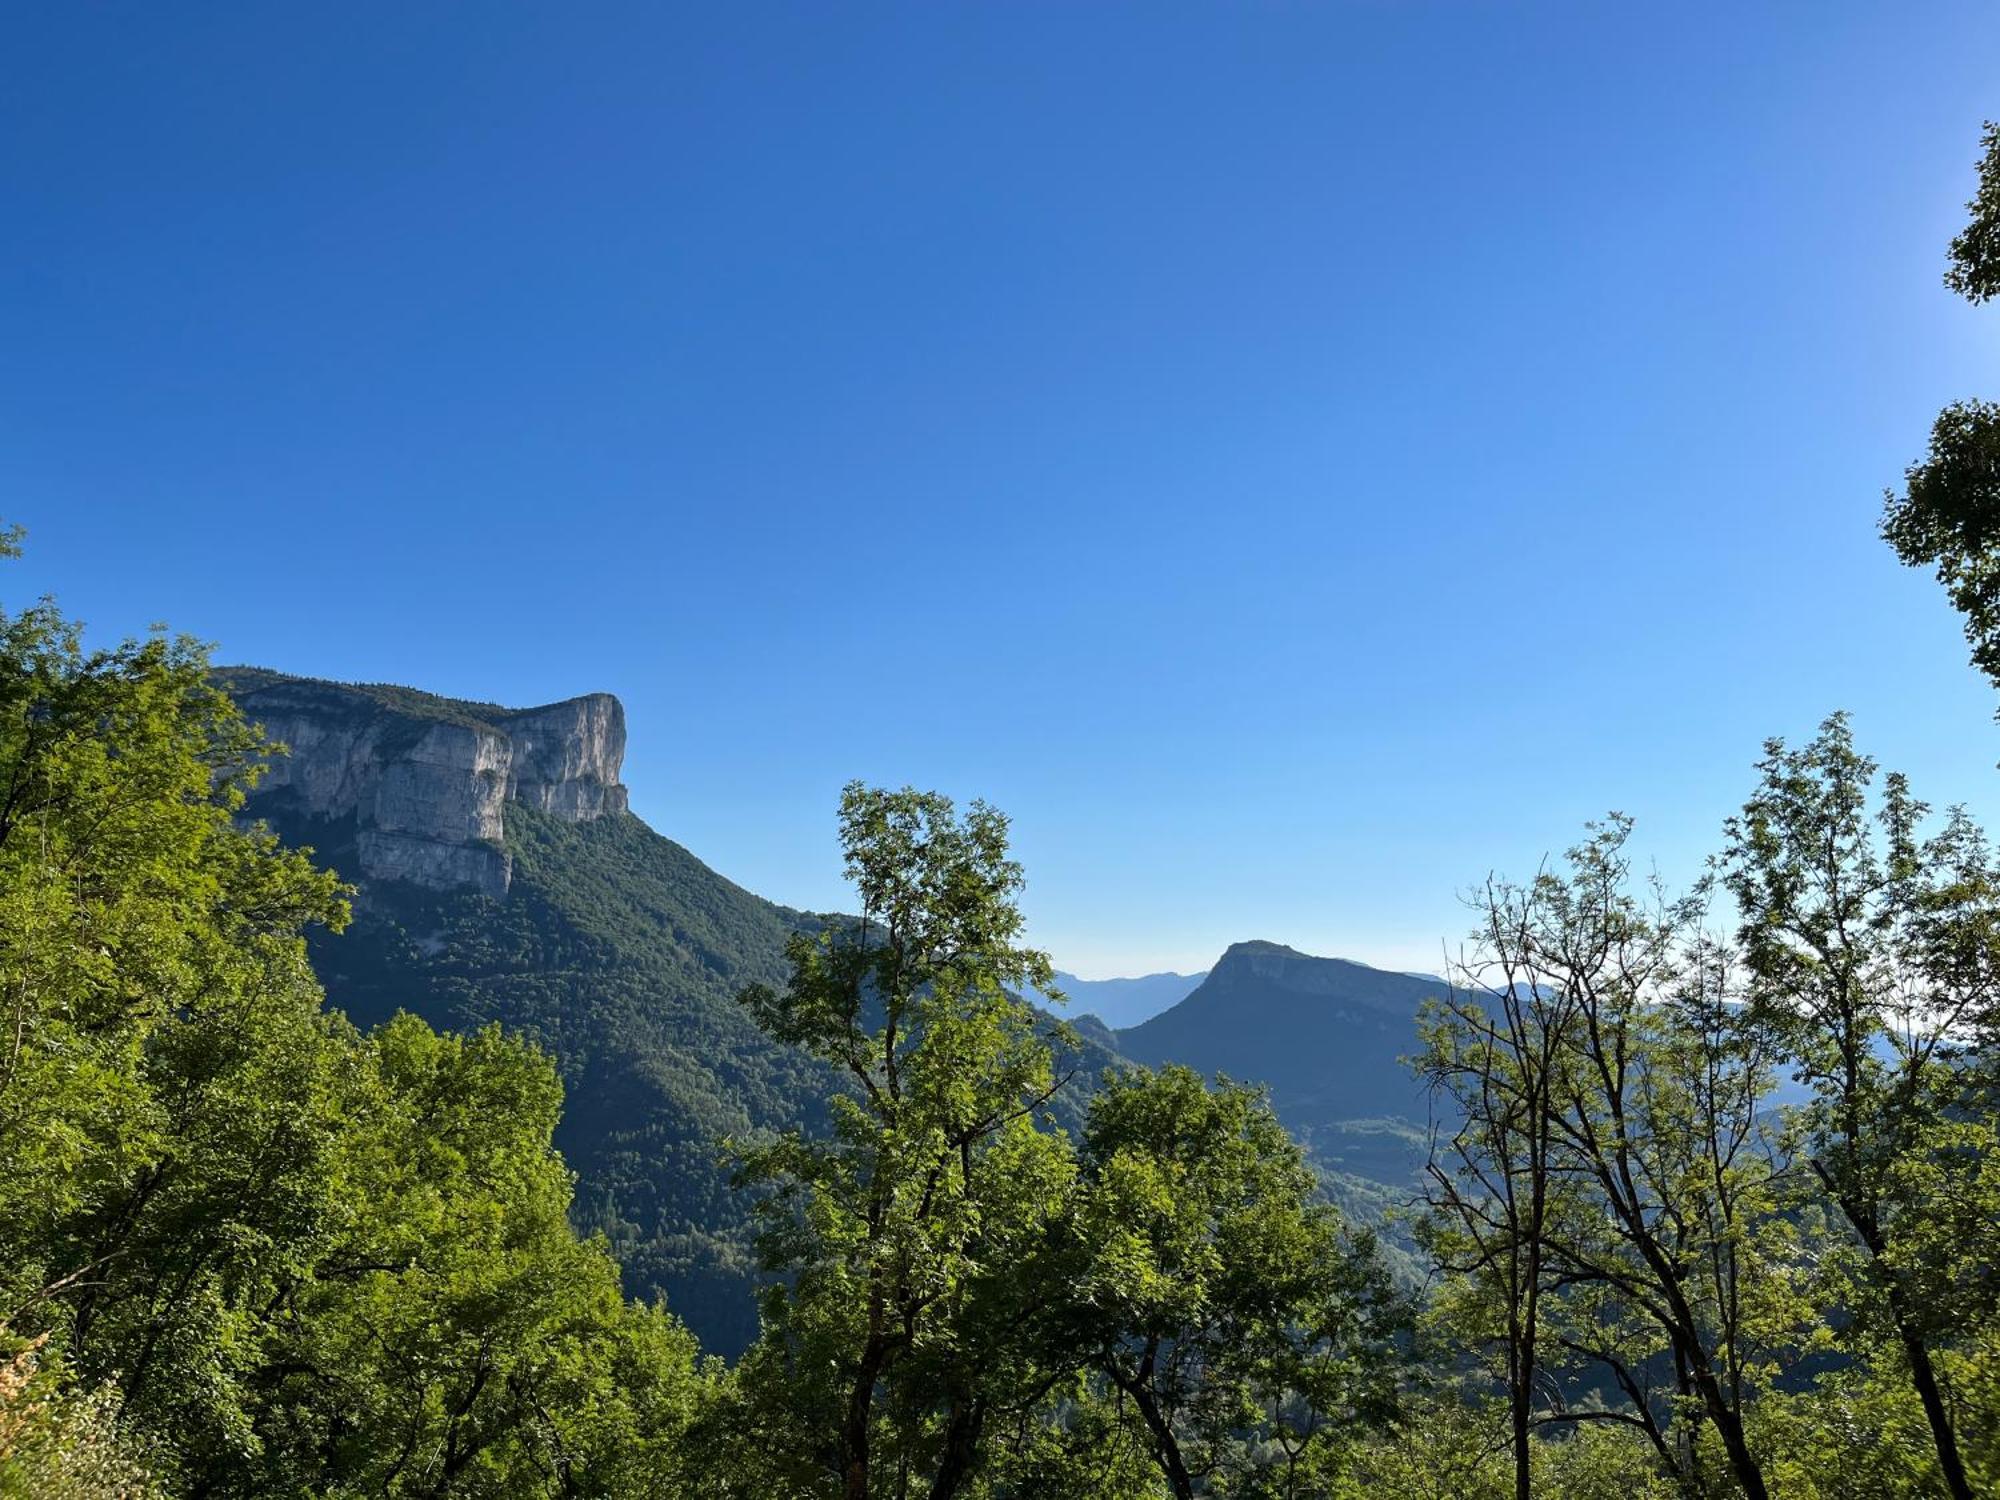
[1039,968,1207,1029]
[1117,940,1452,1118]
[1116,940,1460,1207]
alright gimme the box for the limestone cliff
[501,694,630,819]
[218,668,628,897]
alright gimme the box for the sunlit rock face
[501,694,629,818]
[218,670,628,897]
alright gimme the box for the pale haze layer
[7,3,2000,976]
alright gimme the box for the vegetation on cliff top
[215,664,519,731]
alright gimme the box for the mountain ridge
[219,665,628,896]
[1041,967,1208,1029]
[1116,939,1452,1208]
[1117,938,1451,1118]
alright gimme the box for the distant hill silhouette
[1117,940,1461,1201]
[1119,940,1453,1116]
[1037,968,1207,1029]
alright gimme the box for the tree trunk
[1701,1395,1768,1500]
[926,1396,986,1500]
[1509,1352,1532,1500]
[1655,1286,1769,1500]
[1113,1366,1195,1500]
[1511,1115,1550,1500]
[1899,1313,1975,1500]
[844,1288,889,1500]
[1841,1187,1975,1500]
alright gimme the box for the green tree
[1883,123,2000,692]
[1048,1065,1405,1500]
[1882,397,2000,692]
[0,536,707,1496]
[1415,882,1581,1500]
[0,1334,161,1500]
[729,783,1078,1500]
[1420,820,1800,1500]
[962,1377,1166,1499]
[1723,714,2000,1500]
[0,531,352,1477]
[1336,1392,1687,1500]
[1945,119,2000,305]
[1753,1329,2000,1500]
[246,1014,710,1499]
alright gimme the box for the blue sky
[6,3,2000,976]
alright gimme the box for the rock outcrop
[502,694,629,819]
[219,669,628,897]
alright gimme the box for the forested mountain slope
[263,796,839,1353]
[219,671,1445,1345]
[224,670,1468,1337]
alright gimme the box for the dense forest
[6,123,2000,1500]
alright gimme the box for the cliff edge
[218,667,628,897]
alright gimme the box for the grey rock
[219,670,629,896]
[500,694,629,818]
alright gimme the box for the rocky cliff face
[502,694,630,819]
[220,670,628,897]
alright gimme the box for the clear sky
[6,4,2000,977]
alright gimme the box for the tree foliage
[1417,821,1792,1500]
[1723,713,2000,1500]
[0,535,708,1498]
[0,1334,160,1500]
[1053,1065,1405,1499]
[1946,120,2000,305]
[720,788,1408,1499]
[1885,123,2000,695]
[724,784,1080,1499]
[1415,721,2000,1499]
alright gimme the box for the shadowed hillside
[1117,940,1456,1199]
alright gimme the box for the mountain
[1041,968,1208,1029]
[221,668,833,1354]
[1117,939,1451,1119]
[1116,940,1457,1203]
[217,668,1121,1356]
[219,665,630,896]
